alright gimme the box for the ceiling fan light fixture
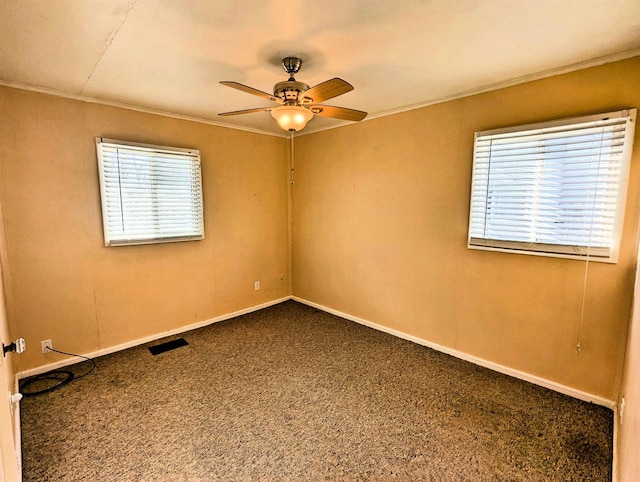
[271,105,313,132]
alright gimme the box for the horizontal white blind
[468,109,636,262]
[96,138,204,246]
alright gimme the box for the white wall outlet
[254,281,260,291]
[619,396,625,424]
[41,339,53,354]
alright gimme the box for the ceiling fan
[218,57,367,132]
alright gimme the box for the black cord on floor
[47,348,96,379]
[20,348,96,397]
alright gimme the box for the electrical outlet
[41,339,53,354]
[254,281,260,291]
[620,396,625,424]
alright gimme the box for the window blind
[468,109,636,262]
[96,138,204,246]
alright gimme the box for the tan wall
[0,87,290,372]
[292,56,640,401]
[619,256,640,480]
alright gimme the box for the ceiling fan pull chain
[290,131,295,185]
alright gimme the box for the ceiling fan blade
[310,105,367,122]
[218,107,274,116]
[220,81,278,102]
[300,78,354,104]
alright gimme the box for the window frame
[467,109,637,263]
[96,137,204,247]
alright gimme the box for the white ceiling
[1,0,639,137]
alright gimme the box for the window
[468,109,636,263]
[96,138,204,247]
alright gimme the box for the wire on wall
[290,130,295,185]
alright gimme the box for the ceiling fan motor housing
[273,80,310,103]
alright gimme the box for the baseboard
[20,294,617,410]
[292,296,617,410]
[17,296,291,380]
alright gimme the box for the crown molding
[2,49,638,139]
[0,80,286,138]
[364,49,640,124]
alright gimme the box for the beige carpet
[20,301,612,481]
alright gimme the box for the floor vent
[148,338,189,355]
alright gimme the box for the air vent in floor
[148,338,188,355]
